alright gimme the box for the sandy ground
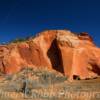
[0,68,99,100]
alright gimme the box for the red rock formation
[0,30,100,81]
[57,30,100,80]
[78,32,93,42]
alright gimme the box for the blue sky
[0,0,100,46]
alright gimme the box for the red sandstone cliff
[0,30,100,80]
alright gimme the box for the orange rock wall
[0,30,100,80]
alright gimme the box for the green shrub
[11,38,26,43]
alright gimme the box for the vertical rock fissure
[47,39,64,73]
[2,57,6,74]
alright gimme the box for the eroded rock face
[56,30,100,80]
[0,30,100,80]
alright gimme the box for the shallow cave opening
[91,64,100,75]
[73,75,80,80]
[47,39,64,74]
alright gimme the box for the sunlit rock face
[56,30,100,80]
[0,30,100,80]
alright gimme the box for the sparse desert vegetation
[0,68,100,100]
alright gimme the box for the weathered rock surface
[0,30,100,80]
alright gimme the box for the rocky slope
[0,30,100,80]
